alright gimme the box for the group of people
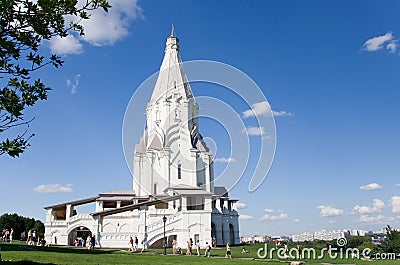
[126,236,221,257]
[72,234,96,249]
[128,236,140,252]
[173,238,202,256]
[0,228,13,242]
[84,234,96,249]
[128,236,148,253]
[0,228,46,246]
[170,238,231,258]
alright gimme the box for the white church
[44,29,241,248]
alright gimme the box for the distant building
[292,232,314,242]
[292,230,344,242]
[240,235,268,243]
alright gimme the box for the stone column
[215,198,222,213]
[204,197,212,211]
[45,209,54,222]
[190,148,198,186]
[66,204,72,220]
[181,196,187,211]
[202,154,211,192]
[96,201,103,212]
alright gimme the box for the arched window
[178,164,182,179]
[156,110,160,123]
[229,224,235,244]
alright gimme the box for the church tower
[44,28,240,248]
[133,27,214,196]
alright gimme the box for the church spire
[170,24,175,37]
[149,27,193,107]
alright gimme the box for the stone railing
[69,214,93,224]
[147,211,182,232]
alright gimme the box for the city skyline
[1,0,400,237]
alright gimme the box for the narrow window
[153,183,157,194]
[178,164,182,179]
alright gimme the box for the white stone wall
[45,201,239,248]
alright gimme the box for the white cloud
[49,0,143,54]
[235,202,247,209]
[80,0,143,46]
[353,199,385,215]
[316,205,344,217]
[387,42,398,53]
[293,219,300,223]
[214,157,236,163]
[357,214,386,224]
[264,208,275,213]
[360,182,383,191]
[363,32,394,51]
[243,126,265,136]
[239,214,253,220]
[260,213,288,221]
[387,216,400,222]
[33,184,73,193]
[390,196,400,213]
[242,101,292,118]
[243,101,271,118]
[49,35,83,55]
[66,74,81,94]
[272,110,293,117]
[396,183,400,187]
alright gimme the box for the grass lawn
[0,242,398,265]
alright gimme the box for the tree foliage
[0,0,111,157]
[0,213,44,239]
[381,225,400,253]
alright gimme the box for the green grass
[0,242,398,265]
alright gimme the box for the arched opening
[229,224,235,244]
[221,224,224,245]
[168,234,177,247]
[211,222,216,242]
[68,226,92,246]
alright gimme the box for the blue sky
[1,0,400,237]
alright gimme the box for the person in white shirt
[196,240,201,256]
[204,242,211,257]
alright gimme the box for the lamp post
[163,215,167,255]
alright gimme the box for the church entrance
[229,224,235,244]
[68,226,92,246]
[211,222,216,241]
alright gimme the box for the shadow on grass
[0,243,115,256]
[0,260,56,265]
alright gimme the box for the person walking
[204,241,211,257]
[90,235,96,249]
[172,239,177,254]
[186,240,192,255]
[27,230,32,243]
[86,235,91,250]
[134,236,139,252]
[128,236,134,251]
[141,237,147,253]
[196,240,201,256]
[225,242,232,259]
[10,228,13,243]
[4,229,9,242]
